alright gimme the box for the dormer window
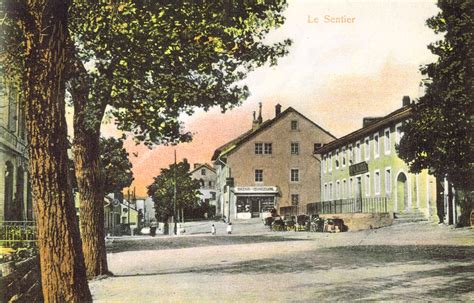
[201,169,206,176]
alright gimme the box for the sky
[100,0,440,197]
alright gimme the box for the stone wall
[319,213,393,231]
[0,256,42,303]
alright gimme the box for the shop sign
[349,162,369,176]
[233,186,278,193]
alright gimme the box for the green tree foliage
[398,0,473,224]
[399,1,473,188]
[100,137,134,194]
[147,159,201,231]
[68,1,291,144]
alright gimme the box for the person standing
[211,224,216,235]
[226,222,232,234]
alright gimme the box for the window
[256,143,272,154]
[349,178,353,198]
[291,194,299,205]
[255,169,263,182]
[348,145,353,165]
[342,147,346,167]
[384,128,391,154]
[385,168,392,195]
[291,120,298,130]
[329,182,333,200]
[264,143,272,154]
[374,133,380,158]
[208,181,213,187]
[324,183,328,201]
[365,173,370,197]
[201,169,206,175]
[8,89,18,132]
[328,153,333,172]
[342,179,347,198]
[314,143,322,153]
[322,157,326,174]
[374,170,381,195]
[335,149,339,169]
[255,143,263,154]
[336,181,340,199]
[364,137,370,160]
[211,192,216,200]
[355,141,361,162]
[291,142,299,155]
[395,123,403,144]
[290,169,299,182]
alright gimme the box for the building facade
[213,104,335,220]
[316,97,438,220]
[0,75,31,222]
[190,163,217,207]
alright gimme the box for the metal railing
[307,197,388,215]
[0,221,37,248]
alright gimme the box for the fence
[307,198,388,215]
[0,221,37,248]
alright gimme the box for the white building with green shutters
[316,97,439,221]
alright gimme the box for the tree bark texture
[19,0,92,301]
[68,61,108,277]
[73,124,109,278]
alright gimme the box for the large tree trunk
[19,0,92,301]
[73,124,109,278]
[67,34,109,279]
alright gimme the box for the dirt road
[90,221,473,302]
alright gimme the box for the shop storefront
[232,186,279,219]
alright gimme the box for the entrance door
[250,197,260,218]
[355,176,362,212]
[397,172,408,211]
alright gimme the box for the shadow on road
[292,263,473,301]
[113,244,473,279]
[108,234,308,253]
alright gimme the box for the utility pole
[173,149,177,235]
[132,187,136,235]
[127,188,131,234]
[228,167,232,223]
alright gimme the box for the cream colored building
[316,97,440,222]
[0,75,31,221]
[212,104,335,219]
[190,163,217,207]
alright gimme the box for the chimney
[275,104,282,117]
[257,102,263,124]
[402,96,411,107]
[252,111,259,130]
[194,163,201,169]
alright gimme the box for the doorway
[397,172,408,211]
